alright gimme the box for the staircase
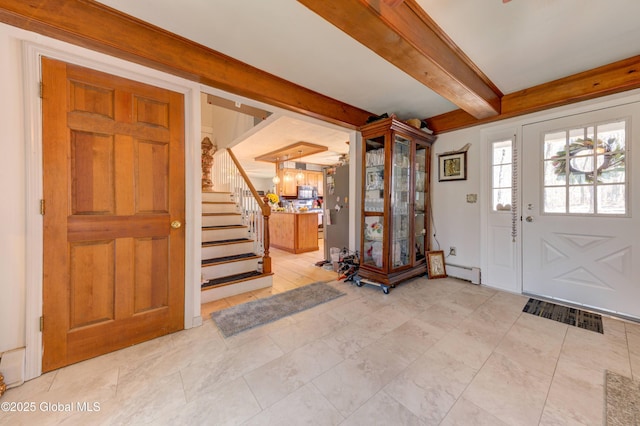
[201,191,273,303]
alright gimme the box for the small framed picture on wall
[438,151,467,181]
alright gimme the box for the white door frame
[22,40,201,380]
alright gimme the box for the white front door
[522,102,640,318]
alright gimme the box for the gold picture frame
[426,250,447,279]
[438,151,467,181]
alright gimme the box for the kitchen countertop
[272,210,320,214]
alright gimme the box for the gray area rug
[606,370,640,425]
[211,281,345,337]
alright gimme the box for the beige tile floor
[2,241,640,425]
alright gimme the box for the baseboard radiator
[445,263,481,285]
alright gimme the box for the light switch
[466,194,478,203]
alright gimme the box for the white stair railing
[212,148,272,273]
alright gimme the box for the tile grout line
[535,323,570,426]
[623,323,634,379]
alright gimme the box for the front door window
[543,120,627,215]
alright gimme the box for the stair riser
[202,242,255,258]
[202,192,234,203]
[202,227,248,241]
[202,215,243,227]
[203,203,238,214]
[201,275,273,303]
[202,258,260,280]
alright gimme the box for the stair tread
[203,212,241,216]
[202,225,247,230]
[202,253,259,266]
[202,238,252,247]
[202,271,265,289]
[202,201,236,204]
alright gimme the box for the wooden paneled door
[41,57,185,372]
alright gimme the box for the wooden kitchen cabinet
[269,211,319,253]
[275,168,323,197]
[359,117,436,286]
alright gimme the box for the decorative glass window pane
[544,160,566,186]
[544,187,566,213]
[568,127,592,144]
[493,142,512,164]
[492,139,513,211]
[544,132,566,160]
[493,188,512,210]
[542,119,627,215]
[569,186,594,214]
[598,185,625,214]
[493,165,512,188]
[598,165,625,184]
[569,170,588,185]
[599,121,626,145]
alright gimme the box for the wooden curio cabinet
[359,117,436,287]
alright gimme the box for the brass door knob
[171,220,182,229]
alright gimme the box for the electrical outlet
[449,246,457,256]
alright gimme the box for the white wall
[201,94,255,149]
[430,127,482,271]
[0,24,27,353]
[249,177,275,194]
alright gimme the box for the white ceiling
[230,115,351,178]
[98,0,640,177]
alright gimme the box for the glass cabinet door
[414,145,428,263]
[362,216,384,269]
[364,135,385,213]
[391,135,410,268]
[363,134,385,270]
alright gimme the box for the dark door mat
[523,298,603,333]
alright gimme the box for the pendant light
[272,157,280,184]
[295,150,305,183]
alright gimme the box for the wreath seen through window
[551,137,625,183]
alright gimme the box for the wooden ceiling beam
[254,142,328,163]
[206,94,272,121]
[298,0,502,120]
[0,0,373,129]
[425,55,640,133]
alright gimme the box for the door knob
[171,220,182,229]
[525,216,533,222]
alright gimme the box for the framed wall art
[438,151,467,181]
[426,250,447,279]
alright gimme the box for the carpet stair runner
[201,191,272,303]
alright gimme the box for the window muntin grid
[492,139,513,212]
[543,120,627,215]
